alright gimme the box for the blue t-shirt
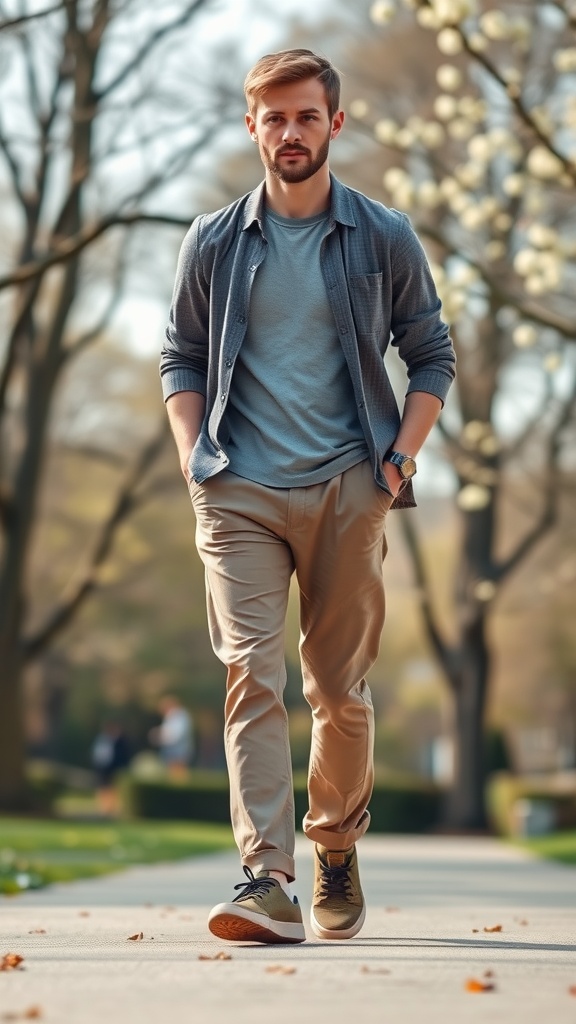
[223,207,368,487]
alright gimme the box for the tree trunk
[444,614,490,830]
[0,594,28,810]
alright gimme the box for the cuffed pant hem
[243,850,296,883]
[303,809,371,851]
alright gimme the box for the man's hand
[382,460,404,498]
[165,391,206,485]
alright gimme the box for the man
[148,694,194,779]
[160,49,455,944]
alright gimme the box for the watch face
[400,457,417,479]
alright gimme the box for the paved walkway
[1,835,575,1023]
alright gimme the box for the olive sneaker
[310,844,366,940]
[208,867,306,944]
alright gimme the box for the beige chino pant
[190,458,391,882]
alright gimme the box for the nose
[282,121,302,143]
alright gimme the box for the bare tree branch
[95,0,213,101]
[0,3,63,32]
[0,211,193,292]
[23,418,170,659]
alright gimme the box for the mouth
[278,149,308,158]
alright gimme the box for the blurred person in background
[160,49,455,944]
[91,719,131,817]
[148,694,194,779]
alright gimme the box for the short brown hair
[244,49,341,120]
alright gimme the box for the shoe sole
[208,903,306,944]
[309,903,366,940]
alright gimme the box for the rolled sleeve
[390,215,455,405]
[160,217,210,402]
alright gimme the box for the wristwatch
[385,450,417,485]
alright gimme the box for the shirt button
[225,359,233,367]
[340,325,348,334]
[249,264,257,272]
[238,315,246,323]
[358,401,364,409]
[220,393,226,402]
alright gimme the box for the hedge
[487,771,576,836]
[121,770,442,833]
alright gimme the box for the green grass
[0,817,234,895]
[516,831,576,867]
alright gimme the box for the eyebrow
[264,107,322,115]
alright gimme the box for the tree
[342,0,576,826]
[0,0,238,810]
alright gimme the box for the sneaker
[208,866,306,944]
[310,844,366,940]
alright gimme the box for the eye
[302,115,317,122]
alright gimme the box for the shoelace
[318,856,353,898]
[232,865,277,903]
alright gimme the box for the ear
[245,112,257,141]
[330,110,345,140]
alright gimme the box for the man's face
[246,77,343,185]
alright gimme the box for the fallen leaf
[360,965,391,975]
[127,932,144,941]
[517,919,529,926]
[0,954,25,972]
[465,978,496,993]
[483,925,503,933]
[484,970,495,978]
[472,929,479,933]
[384,906,400,912]
[568,985,576,997]
[27,930,46,935]
[265,965,296,975]
[0,1008,42,1022]
[78,911,90,917]
[198,951,232,961]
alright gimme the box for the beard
[263,131,331,184]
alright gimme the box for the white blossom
[543,352,562,373]
[383,166,408,191]
[554,47,576,73]
[512,324,538,348]
[420,121,445,148]
[527,224,559,249]
[467,134,493,163]
[418,180,441,207]
[502,172,524,197]
[526,145,564,180]
[436,64,463,91]
[374,119,398,143]
[485,240,506,261]
[473,580,497,601]
[461,97,487,121]
[513,247,539,276]
[396,128,415,147]
[524,275,547,295]
[454,162,485,188]
[468,31,487,52]
[437,28,463,55]
[439,176,460,199]
[434,94,459,120]
[349,99,370,120]
[452,263,479,286]
[370,0,396,25]
[432,0,477,22]
[417,6,441,28]
[448,117,474,140]
[479,9,510,40]
[460,205,487,230]
[457,484,491,510]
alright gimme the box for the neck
[264,165,331,219]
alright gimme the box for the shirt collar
[242,173,356,232]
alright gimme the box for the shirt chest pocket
[348,273,384,336]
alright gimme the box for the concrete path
[1,834,575,1023]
